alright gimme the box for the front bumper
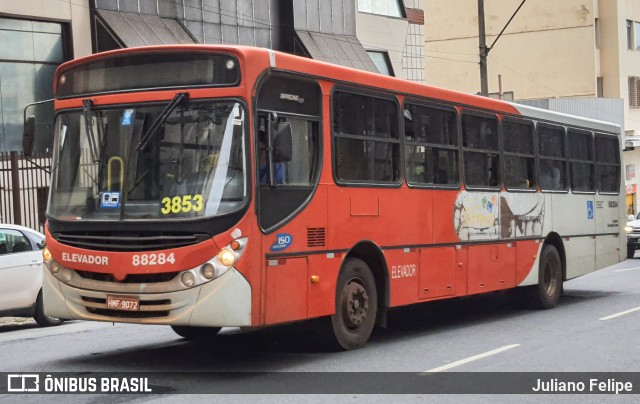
[43,266,252,327]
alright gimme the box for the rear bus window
[568,129,595,192]
[595,134,620,193]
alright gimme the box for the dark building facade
[92,0,377,72]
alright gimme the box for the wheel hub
[342,281,369,330]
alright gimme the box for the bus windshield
[48,100,248,221]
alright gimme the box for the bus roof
[57,44,621,135]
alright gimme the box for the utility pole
[478,0,489,96]
[477,0,527,97]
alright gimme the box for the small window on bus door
[404,102,459,186]
[538,124,567,191]
[333,91,401,184]
[595,134,620,194]
[503,118,536,190]
[568,129,595,193]
[462,112,499,188]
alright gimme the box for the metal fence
[0,151,52,234]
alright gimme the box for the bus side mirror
[272,122,292,162]
[628,215,635,221]
[23,115,36,157]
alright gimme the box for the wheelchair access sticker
[587,200,594,220]
[101,192,121,208]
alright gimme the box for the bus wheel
[171,326,221,340]
[330,258,378,350]
[527,245,562,309]
[627,246,635,259]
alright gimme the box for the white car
[0,224,62,326]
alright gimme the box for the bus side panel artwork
[387,249,420,307]
[265,257,308,325]
[419,247,456,299]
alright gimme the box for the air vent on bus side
[307,227,326,247]
[51,232,210,252]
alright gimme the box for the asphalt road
[1,256,639,402]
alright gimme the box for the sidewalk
[0,317,35,326]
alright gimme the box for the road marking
[614,267,640,273]
[599,306,640,321]
[423,344,520,373]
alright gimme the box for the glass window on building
[358,0,405,18]
[367,51,394,76]
[0,17,67,152]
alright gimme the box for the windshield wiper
[136,92,189,151]
[82,99,99,161]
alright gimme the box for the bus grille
[76,270,179,283]
[307,227,326,247]
[82,296,171,319]
[51,232,210,252]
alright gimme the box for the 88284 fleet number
[132,253,176,266]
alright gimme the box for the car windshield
[48,100,248,221]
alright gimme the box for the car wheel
[627,246,635,259]
[328,258,378,350]
[34,291,63,327]
[171,326,221,340]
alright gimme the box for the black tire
[627,246,635,259]
[34,291,63,327]
[171,326,221,340]
[328,258,378,350]
[526,245,562,309]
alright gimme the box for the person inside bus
[258,130,285,185]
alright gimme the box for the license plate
[106,295,140,311]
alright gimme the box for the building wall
[1,0,92,58]
[425,0,597,98]
[0,0,91,152]
[356,11,408,77]
[356,0,425,82]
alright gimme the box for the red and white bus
[38,45,624,349]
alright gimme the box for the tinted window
[595,134,620,193]
[503,119,536,190]
[462,113,499,188]
[333,91,400,183]
[568,129,595,192]
[404,103,458,186]
[538,124,567,191]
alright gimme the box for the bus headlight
[43,247,52,263]
[181,272,195,287]
[179,237,248,289]
[625,226,633,233]
[218,249,236,267]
